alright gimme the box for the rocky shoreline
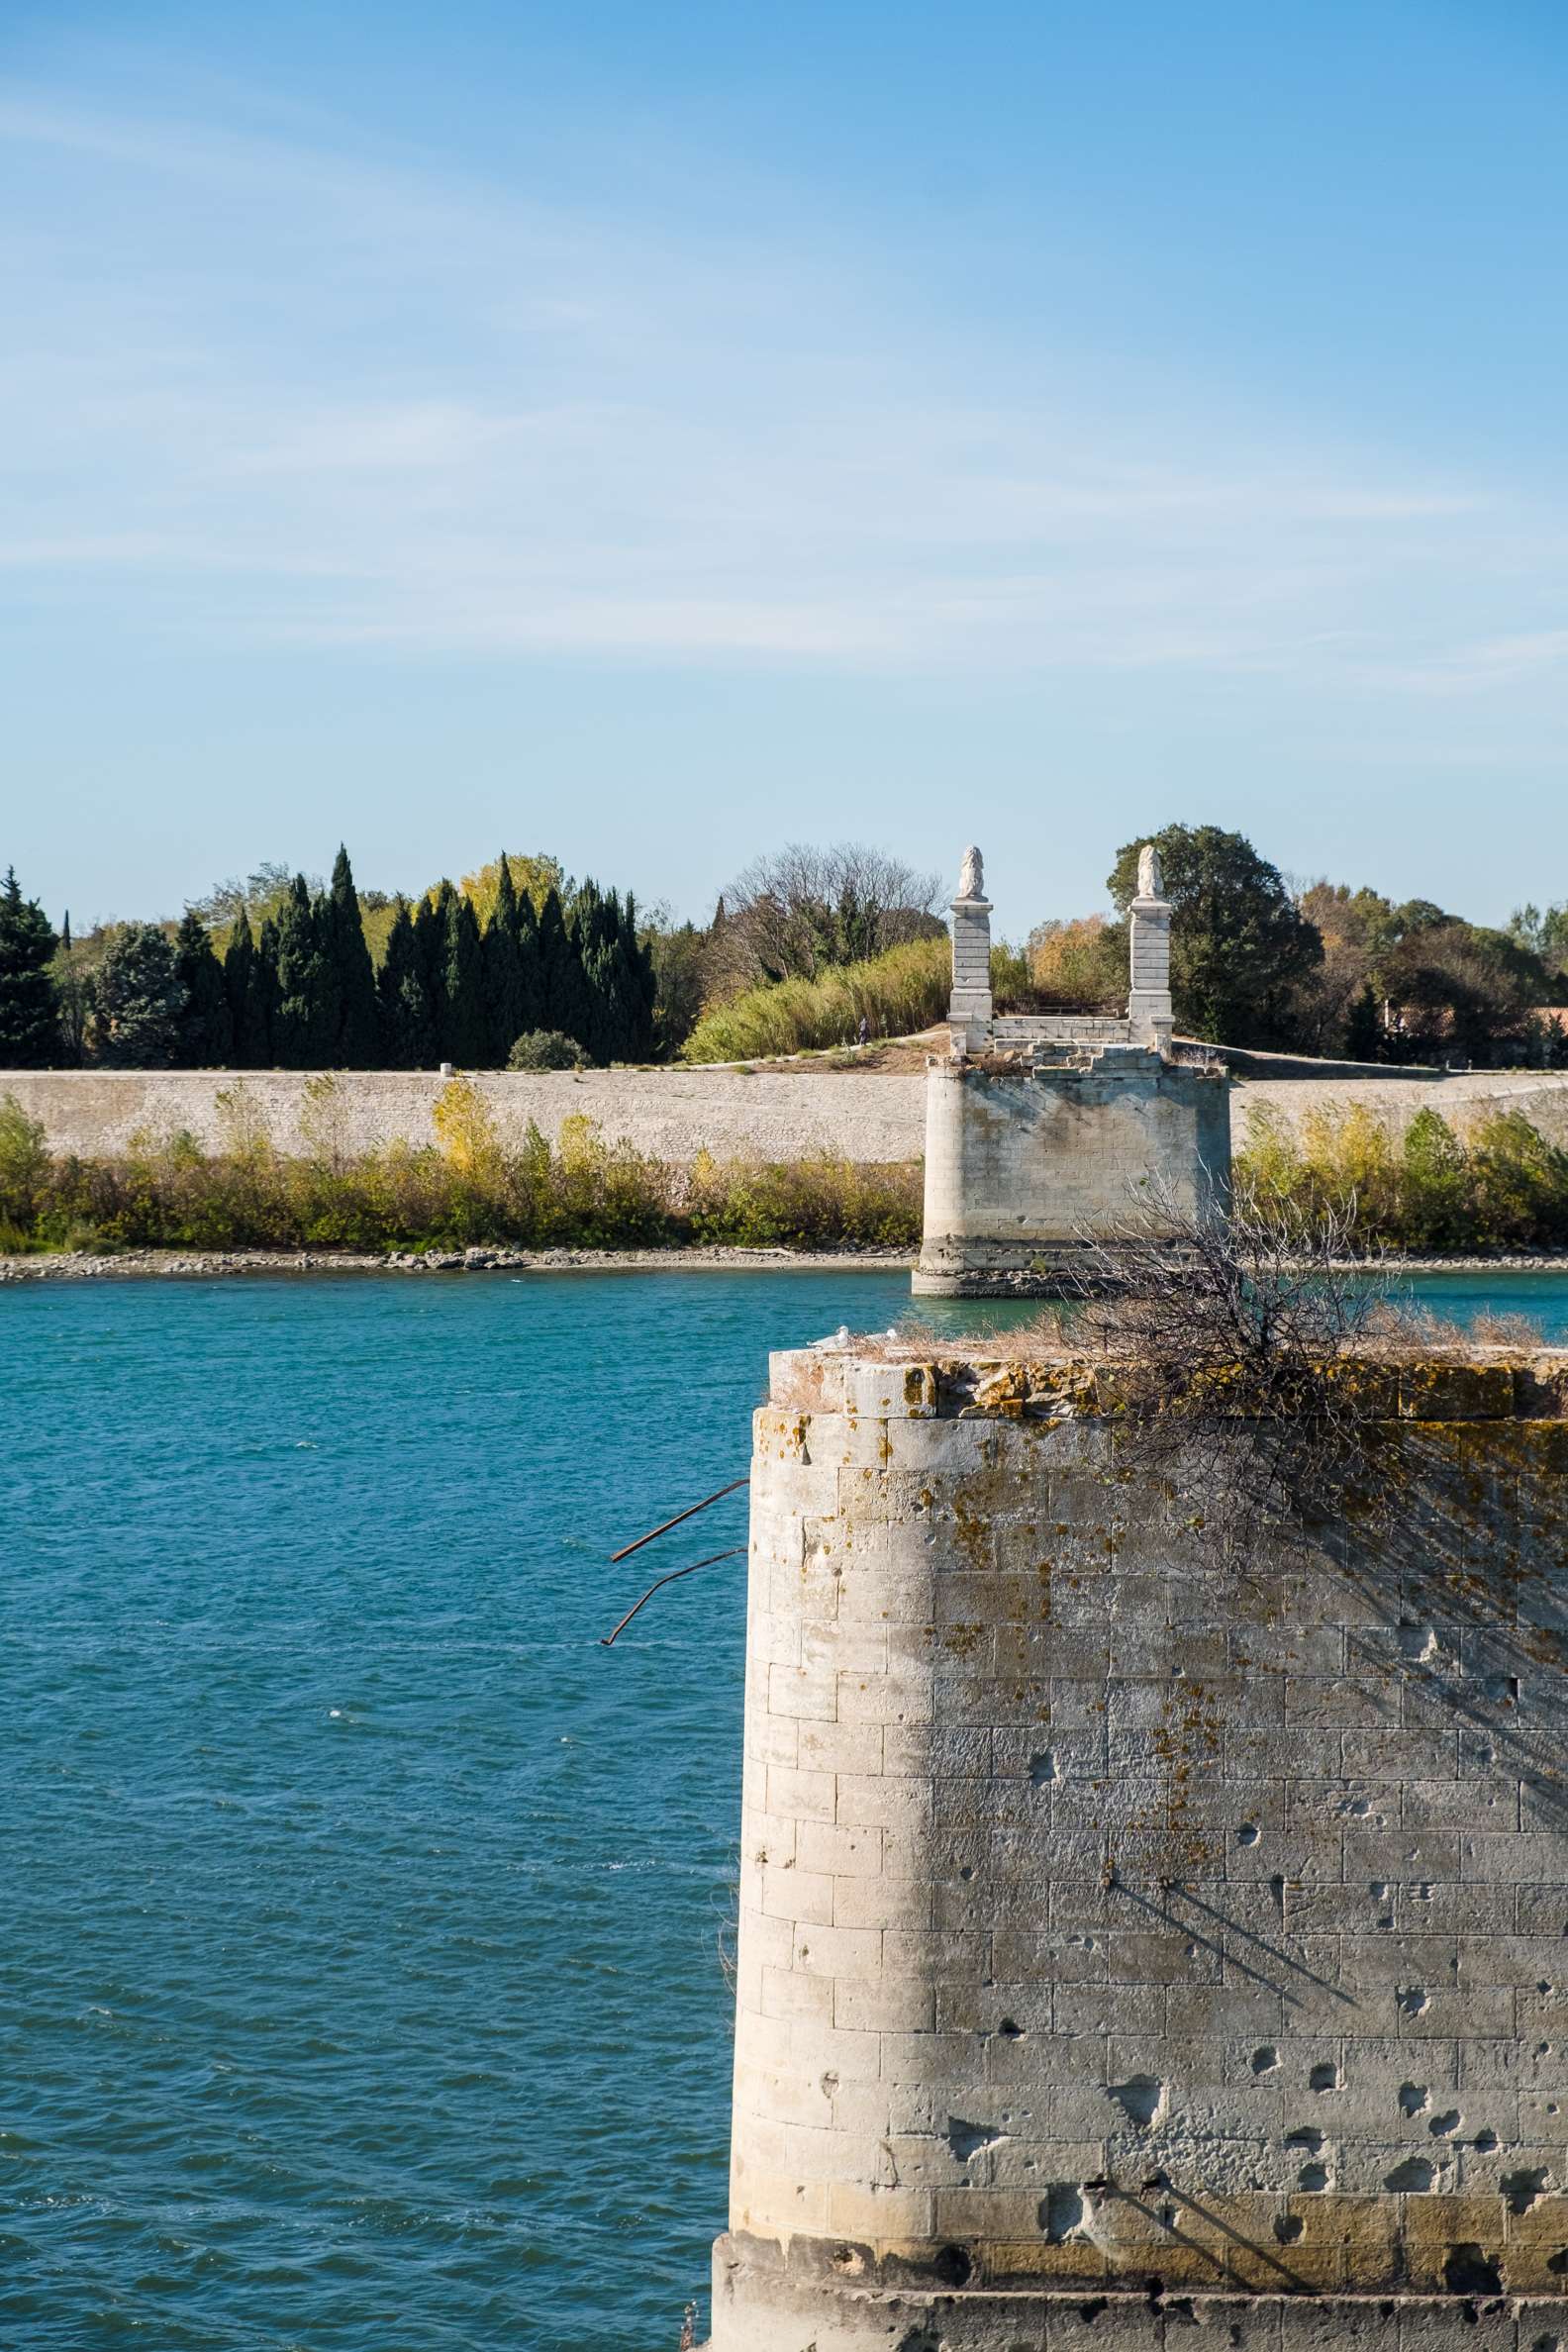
[2,1243,1568,1284]
[0,1243,922,1282]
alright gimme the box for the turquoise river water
[4,1266,1567,2352]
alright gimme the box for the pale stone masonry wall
[0,1067,928,1164]
[6,1065,1568,1166]
[711,1342,1568,2350]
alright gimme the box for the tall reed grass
[680,936,952,1063]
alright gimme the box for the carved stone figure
[957,845,985,901]
[1137,842,1164,899]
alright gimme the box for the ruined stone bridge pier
[708,1339,1568,2350]
[915,841,1230,1299]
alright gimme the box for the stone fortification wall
[713,1341,1568,2349]
[0,1067,928,1165]
[5,1065,1567,1167]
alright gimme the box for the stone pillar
[1127,841,1173,1053]
[710,1337,1568,2349]
[948,845,993,1048]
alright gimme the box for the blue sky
[2,0,1565,937]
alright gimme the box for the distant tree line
[0,850,655,1071]
[1025,824,1568,1067]
[5,822,1565,1072]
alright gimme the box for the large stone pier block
[914,1053,1231,1296]
[708,1341,1568,2349]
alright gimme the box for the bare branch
[1058,1177,1402,1557]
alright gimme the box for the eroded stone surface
[711,1347,1568,2347]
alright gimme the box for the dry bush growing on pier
[1055,1183,1403,1551]
[851,1187,1424,1553]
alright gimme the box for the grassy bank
[0,1083,922,1255]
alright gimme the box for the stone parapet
[711,1341,1568,2347]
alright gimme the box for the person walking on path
[857,1015,870,1048]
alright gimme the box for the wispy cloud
[1381,628,1568,695]
[0,83,1556,685]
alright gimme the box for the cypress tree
[413,886,453,1060]
[570,883,652,1065]
[582,884,630,1062]
[621,891,658,1061]
[569,880,612,1062]
[254,915,282,1063]
[595,888,654,1063]
[270,875,338,1067]
[325,844,379,1067]
[1344,982,1383,1062]
[443,888,487,1067]
[483,854,528,1064]
[377,898,433,1067]
[537,885,595,1054]
[172,910,234,1065]
[516,885,541,1036]
[225,911,270,1067]
[0,865,60,1066]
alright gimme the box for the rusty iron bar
[607,1475,749,1564]
[599,1548,746,1647]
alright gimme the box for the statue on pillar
[957,844,985,903]
[1136,842,1164,900]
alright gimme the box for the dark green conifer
[482,853,530,1064]
[442,889,487,1067]
[377,898,433,1067]
[414,885,453,1059]
[621,892,658,1062]
[1344,983,1383,1062]
[96,923,183,1067]
[0,864,60,1066]
[325,844,379,1066]
[225,911,270,1066]
[172,910,234,1065]
[569,880,614,1062]
[253,915,282,1064]
[569,883,656,1064]
[515,884,541,1037]
[270,875,338,1066]
[537,885,595,1055]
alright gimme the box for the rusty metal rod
[599,1547,746,1647]
[608,1476,749,1564]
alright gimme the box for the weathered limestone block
[709,1343,1568,2349]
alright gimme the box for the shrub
[1399,1110,1475,1252]
[1236,1100,1568,1252]
[1468,1113,1568,1249]
[0,1112,931,1257]
[687,1150,922,1247]
[0,1093,49,1231]
[508,1029,586,1071]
